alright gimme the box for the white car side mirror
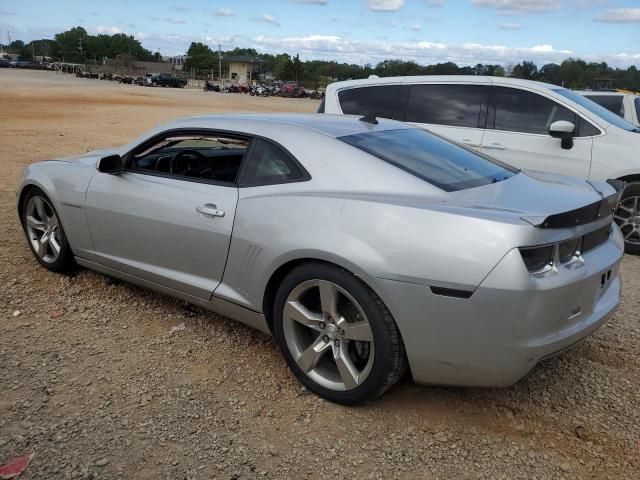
[548,120,575,150]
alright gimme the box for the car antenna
[359,112,378,125]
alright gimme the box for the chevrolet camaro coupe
[17,114,624,404]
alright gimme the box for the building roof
[225,55,262,64]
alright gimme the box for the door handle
[196,204,225,218]
[484,143,506,150]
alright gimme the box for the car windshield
[339,128,516,192]
[552,88,640,132]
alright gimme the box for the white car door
[402,82,489,150]
[480,86,596,179]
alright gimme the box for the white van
[321,76,640,253]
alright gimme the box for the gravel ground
[0,69,639,479]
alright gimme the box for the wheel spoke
[617,205,633,215]
[37,235,49,257]
[624,228,637,240]
[338,319,373,342]
[34,197,48,222]
[284,300,323,329]
[49,235,61,256]
[334,345,360,390]
[296,335,331,373]
[319,280,340,319]
[26,215,46,231]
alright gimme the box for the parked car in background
[16,114,623,404]
[322,76,640,253]
[151,73,187,88]
[576,90,640,128]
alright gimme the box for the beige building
[226,55,260,85]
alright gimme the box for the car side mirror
[97,154,123,174]
[548,120,575,150]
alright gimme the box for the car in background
[321,76,640,254]
[16,114,623,403]
[151,73,187,88]
[576,90,640,128]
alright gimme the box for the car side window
[129,134,249,184]
[338,86,402,119]
[585,95,624,117]
[405,84,489,128]
[491,87,580,136]
[635,98,640,124]
[239,138,305,186]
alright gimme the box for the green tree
[183,42,216,74]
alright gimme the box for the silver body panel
[17,114,624,387]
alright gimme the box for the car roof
[326,75,559,92]
[160,113,414,138]
[575,90,638,97]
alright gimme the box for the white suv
[321,76,640,253]
[576,90,640,128]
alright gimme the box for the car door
[84,131,248,300]
[481,86,596,178]
[402,83,489,150]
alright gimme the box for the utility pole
[7,30,11,54]
[218,44,222,85]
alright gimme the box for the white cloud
[595,8,640,23]
[500,22,522,29]
[248,34,584,66]
[258,14,280,26]
[93,26,123,34]
[471,0,558,15]
[411,23,422,31]
[165,17,187,24]
[368,0,405,12]
[214,8,236,17]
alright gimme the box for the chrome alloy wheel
[614,196,640,245]
[25,196,62,264]
[282,279,375,391]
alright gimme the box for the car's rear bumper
[371,225,624,387]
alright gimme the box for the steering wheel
[170,149,212,178]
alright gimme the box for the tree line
[3,27,639,91]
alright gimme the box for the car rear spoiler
[521,179,625,229]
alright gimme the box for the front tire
[21,189,74,272]
[614,181,640,255]
[273,263,407,404]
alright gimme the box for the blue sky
[1,0,639,66]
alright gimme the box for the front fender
[17,161,96,259]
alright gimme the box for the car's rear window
[338,128,516,192]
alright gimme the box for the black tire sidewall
[273,263,399,405]
[21,189,73,272]
[619,182,640,255]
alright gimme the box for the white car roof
[576,90,639,98]
[326,75,559,93]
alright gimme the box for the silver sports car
[17,114,624,404]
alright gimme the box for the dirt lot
[0,69,638,479]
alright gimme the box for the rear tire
[20,188,74,272]
[614,181,640,255]
[273,262,407,404]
